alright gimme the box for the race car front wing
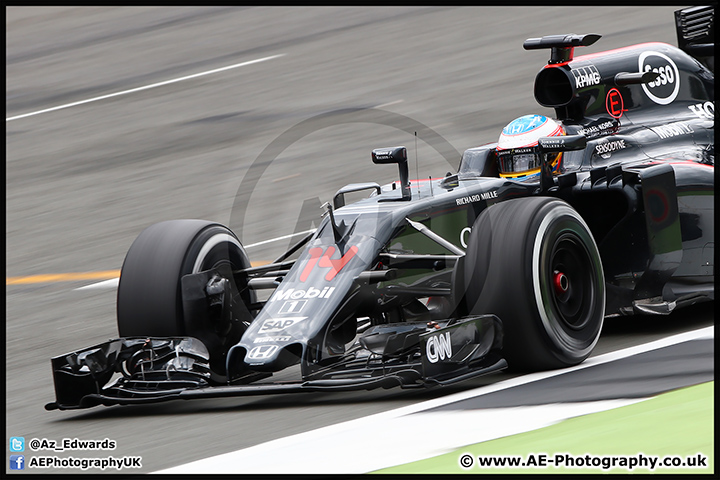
[45,315,505,410]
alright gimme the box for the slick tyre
[461,197,604,371]
[117,220,254,377]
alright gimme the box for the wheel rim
[192,233,244,273]
[548,233,595,331]
[532,205,605,362]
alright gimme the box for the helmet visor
[498,150,542,174]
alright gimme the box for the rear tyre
[117,220,255,377]
[461,197,605,371]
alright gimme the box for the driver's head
[496,114,564,182]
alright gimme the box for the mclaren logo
[426,332,452,363]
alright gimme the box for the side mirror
[372,146,411,200]
[333,182,381,209]
[537,134,587,193]
[372,146,407,164]
[537,134,587,152]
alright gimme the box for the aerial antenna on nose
[415,132,420,195]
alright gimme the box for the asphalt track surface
[6,6,713,474]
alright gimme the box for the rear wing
[675,5,714,72]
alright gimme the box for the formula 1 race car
[46,6,713,410]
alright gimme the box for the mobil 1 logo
[279,299,306,314]
[639,51,680,105]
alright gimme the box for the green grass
[374,381,713,474]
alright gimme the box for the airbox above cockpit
[526,35,714,122]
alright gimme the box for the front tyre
[117,220,255,377]
[462,197,605,371]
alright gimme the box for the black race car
[46,6,714,410]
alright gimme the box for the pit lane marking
[6,54,285,122]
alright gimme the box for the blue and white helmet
[496,114,564,181]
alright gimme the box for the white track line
[74,228,316,291]
[244,228,316,249]
[75,278,120,291]
[157,400,650,474]
[7,54,285,122]
[154,325,713,474]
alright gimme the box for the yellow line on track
[6,261,270,285]
[6,270,122,285]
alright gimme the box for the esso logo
[639,51,680,105]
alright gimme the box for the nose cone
[227,342,303,377]
[246,342,303,372]
[245,344,281,365]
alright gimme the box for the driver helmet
[496,114,565,182]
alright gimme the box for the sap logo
[639,51,680,105]
[426,332,452,363]
[270,287,336,302]
[572,65,601,89]
[688,101,714,120]
[258,317,306,333]
[248,345,279,360]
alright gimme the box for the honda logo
[248,345,279,360]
